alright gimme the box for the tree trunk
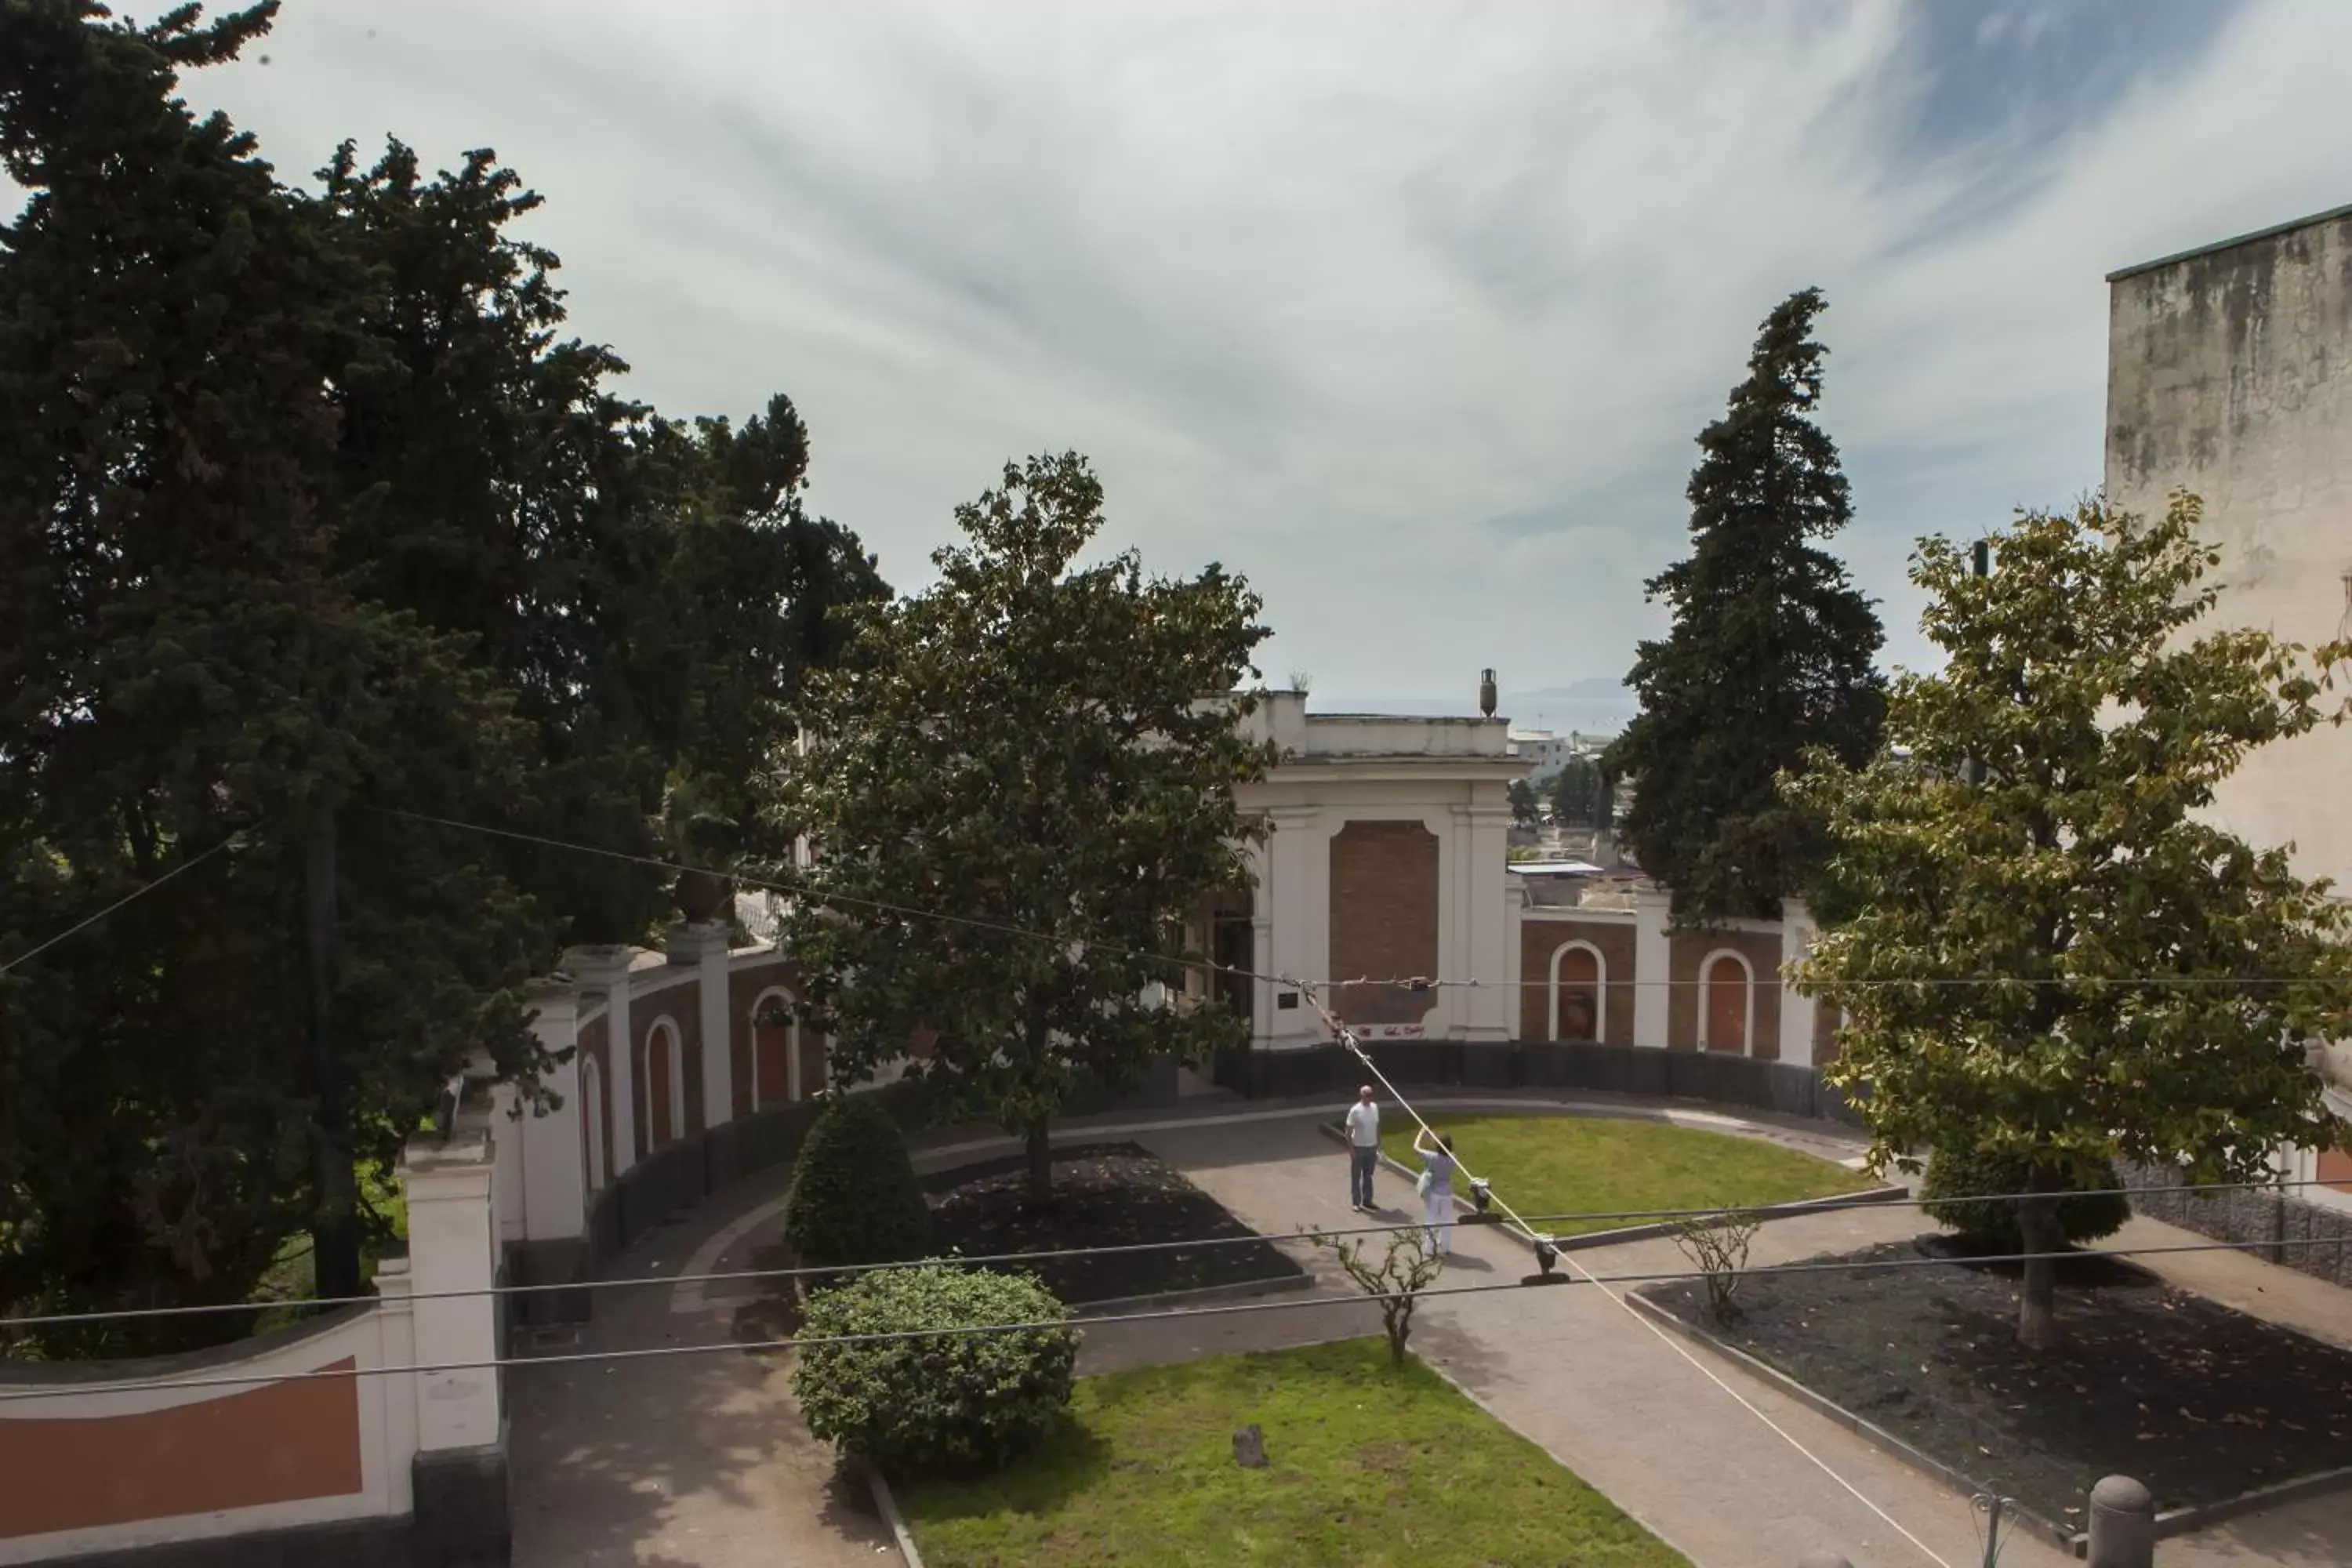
[306,797,362,1302]
[1025,1116,1053,1203]
[2014,1188,2064,1351]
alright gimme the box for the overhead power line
[1294,980,1959,1568]
[377,804,2352,992]
[5,1174,2344,1330]
[0,833,243,977]
[4,1234,2346,1406]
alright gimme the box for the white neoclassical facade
[1199,691,1529,1047]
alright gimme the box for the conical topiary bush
[782,1094,931,1276]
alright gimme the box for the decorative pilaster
[398,1116,502,1454]
[518,979,584,1243]
[667,920,735,1131]
[1632,884,1671,1050]
[567,945,637,1177]
[1454,802,1515,1041]
[1265,807,1323,1046]
[1780,898,1821,1069]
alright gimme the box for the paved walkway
[505,1089,2352,1566]
[506,1160,901,1568]
[1125,1110,2352,1568]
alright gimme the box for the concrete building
[2104,199,2352,1202]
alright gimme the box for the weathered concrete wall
[2104,205,2352,894]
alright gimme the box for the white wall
[2106,209,2352,896]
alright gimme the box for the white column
[1504,865,1526,1040]
[398,1117,502,1454]
[568,945,637,1176]
[1457,802,1515,1041]
[1265,807,1321,1045]
[668,921,735,1129]
[1780,898,1820,1068]
[1632,884,1671,1050]
[1245,833,1277,1049]
[518,980,585,1243]
[372,1256,419,1512]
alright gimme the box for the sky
[154,0,2352,711]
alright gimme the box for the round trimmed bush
[1920,1143,2130,1249]
[782,1094,930,1271]
[791,1264,1078,1475]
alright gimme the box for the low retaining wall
[1240,1040,1866,1129]
[531,1058,1188,1327]
[2120,1163,2352,1290]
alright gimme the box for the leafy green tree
[1506,779,1541,828]
[768,454,1280,1200]
[1789,495,2352,1349]
[1548,755,1605,829]
[314,140,886,942]
[1606,288,1885,924]
[0,1,886,1339]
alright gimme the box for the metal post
[1976,1494,2011,1568]
[2085,1475,2155,1568]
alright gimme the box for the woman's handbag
[1415,1167,1433,1198]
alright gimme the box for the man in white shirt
[1345,1085,1381,1210]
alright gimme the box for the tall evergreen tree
[1604,288,1885,924]
[313,141,887,942]
[0,0,557,1338]
[0,2,887,1345]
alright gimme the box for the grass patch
[1379,1113,1875,1236]
[897,1338,1686,1567]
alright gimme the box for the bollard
[2086,1475,2155,1568]
[1796,1554,1853,1568]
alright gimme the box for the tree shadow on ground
[506,1209,896,1568]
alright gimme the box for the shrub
[1920,1144,2130,1249]
[791,1265,1078,1475]
[782,1093,931,1272]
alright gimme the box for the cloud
[156,0,2352,696]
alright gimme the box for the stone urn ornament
[675,866,735,924]
[1479,668,1497,718]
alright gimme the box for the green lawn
[1381,1112,1875,1237]
[895,1339,1688,1567]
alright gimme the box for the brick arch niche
[1327,818,1441,1029]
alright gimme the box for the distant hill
[1311,678,1637,735]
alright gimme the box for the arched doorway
[580,1054,606,1193]
[1700,950,1752,1054]
[749,989,797,1109]
[641,1019,683,1148]
[1548,941,1605,1042]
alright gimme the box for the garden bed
[1635,1238,2352,1535]
[1366,1112,1878,1236]
[923,1142,1307,1306]
[891,1338,1689,1566]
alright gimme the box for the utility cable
[376,804,2352,992]
[8,1234,2350,1407]
[5,1174,2345,1330]
[1293,979,1960,1568]
[0,833,243,977]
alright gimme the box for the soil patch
[1638,1237,2352,1529]
[923,1142,1305,1305]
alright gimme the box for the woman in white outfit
[1413,1127,1457,1259]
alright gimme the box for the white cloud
[170,0,2352,699]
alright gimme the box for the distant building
[1505,726,1610,787]
[2104,199,2352,1203]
